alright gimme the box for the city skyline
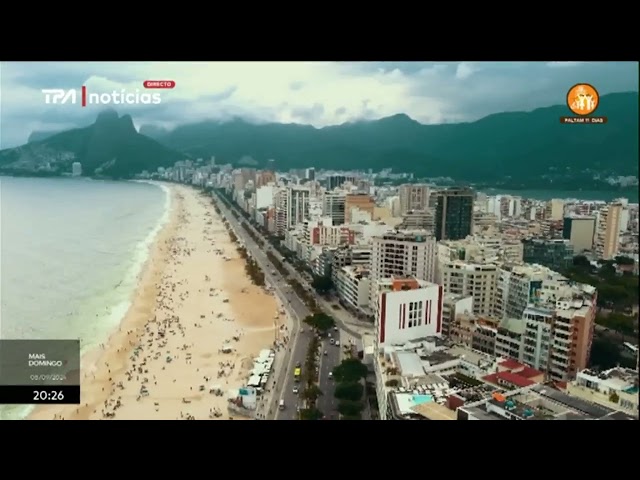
[1,61,638,148]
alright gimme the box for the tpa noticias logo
[41,80,175,107]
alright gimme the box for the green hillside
[149,92,638,188]
[0,110,184,179]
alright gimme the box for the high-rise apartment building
[327,175,356,190]
[522,238,574,271]
[438,260,499,317]
[305,168,316,180]
[563,215,596,253]
[521,293,596,382]
[595,202,623,260]
[322,192,346,225]
[369,231,436,310]
[274,188,288,236]
[286,186,310,230]
[545,199,566,221]
[434,188,474,241]
[399,184,431,215]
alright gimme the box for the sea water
[0,177,170,419]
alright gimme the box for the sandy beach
[29,183,288,420]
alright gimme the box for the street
[316,329,341,419]
[212,191,373,419]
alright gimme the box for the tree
[304,313,335,333]
[588,336,635,370]
[615,255,635,266]
[337,400,364,417]
[573,255,592,269]
[595,313,636,335]
[334,382,364,402]
[311,275,334,294]
[332,358,368,383]
[299,408,323,420]
[301,384,323,403]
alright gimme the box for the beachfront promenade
[210,188,375,419]
[210,192,312,419]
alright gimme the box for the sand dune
[29,184,288,420]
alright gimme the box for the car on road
[328,372,333,379]
[324,350,327,355]
[293,386,299,394]
[333,326,338,331]
[335,340,340,346]
[295,361,301,368]
[330,338,335,345]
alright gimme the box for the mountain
[138,124,170,140]
[28,130,63,143]
[3,93,637,188]
[0,110,184,179]
[144,92,638,189]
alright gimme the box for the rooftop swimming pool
[412,394,434,405]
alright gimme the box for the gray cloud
[291,103,324,123]
[0,61,637,149]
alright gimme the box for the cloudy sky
[1,61,637,148]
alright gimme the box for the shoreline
[28,182,179,420]
[28,183,287,420]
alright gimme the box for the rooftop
[576,367,639,393]
[482,371,536,389]
[461,384,637,420]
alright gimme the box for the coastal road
[212,191,375,419]
[210,193,312,419]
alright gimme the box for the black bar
[0,385,80,404]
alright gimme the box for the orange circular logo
[566,83,599,116]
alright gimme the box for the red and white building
[375,277,443,347]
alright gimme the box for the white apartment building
[566,367,639,417]
[286,186,310,230]
[255,185,275,209]
[369,230,436,310]
[399,183,431,215]
[436,236,524,317]
[494,263,576,320]
[437,236,524,268]
[334,266,370,312]
[374,277,443,347]
[349,222,393,242]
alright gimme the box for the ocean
[0,177,170,419]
